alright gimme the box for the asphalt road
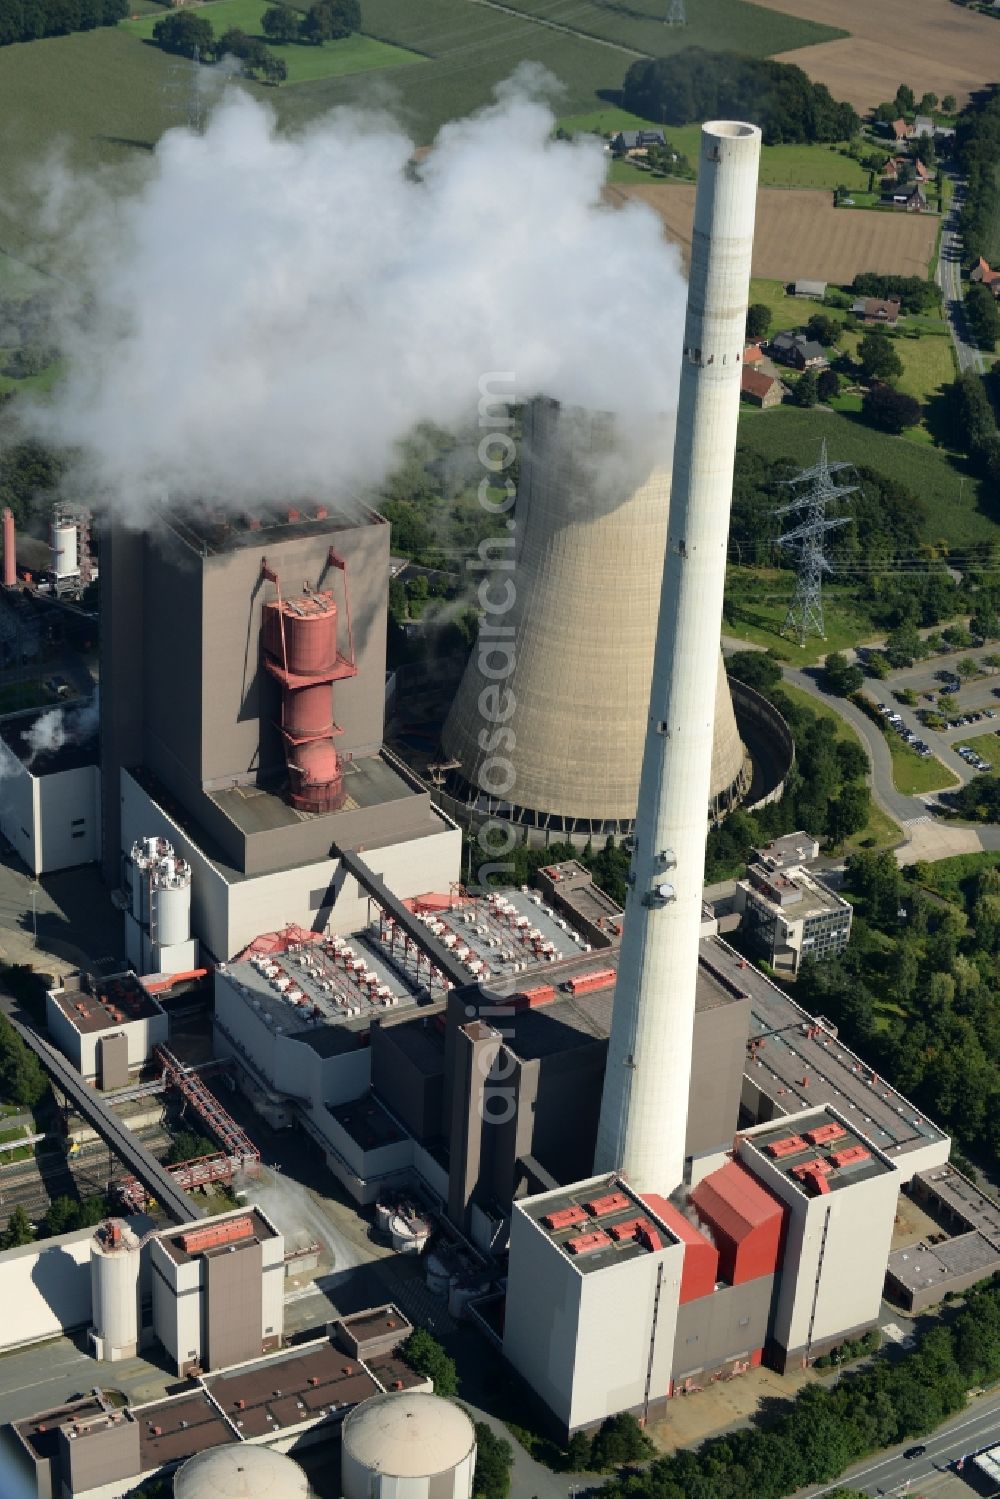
[801,1387,1000,1496]
[936,173,985,377]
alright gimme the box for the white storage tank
[341,1392,476,1499]
[173,1445,312,1498]
[90,1220,141,1361]
[51,518,79,580]
[150,853,192,948]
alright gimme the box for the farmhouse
[851,296,902,324]
[793,279,827,299]
[743,343,765,365]
[612,129,665,156]
[741,369,786,408]
[891,118,913,142]
[770,331,829,370]
[971,257,1000,297]
[913,115,936,138]
[882,183,928,212]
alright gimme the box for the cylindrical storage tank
[425,1251,450,1296]
[283,682,334,739]
[173,1444,312,1499]
[51,520,79,579]
[341,1392,476,1499]
[150,857,192,947]
[90,1222,141,1361]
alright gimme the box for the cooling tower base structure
[440,398,751,846]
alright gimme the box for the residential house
[741,369,786,408]
[612,129,666,156]
[851,296,902,325]
[883,183,928,211]
[891,118,913,142]
[792,279,827,299]
[913,158,932,182]
[770,331,829,371]
[971,257,1000,298]
[743,343,765,366]
[913,115,936,138]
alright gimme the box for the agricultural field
[123,1,423,85]
[753,0,999,109]
[611,183,939,281]
[492,0,844,63]
[736,407,995,548]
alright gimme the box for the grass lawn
[747,277,848,335]
[124,3,424,84]
[886,735,959,795]
[564,125,868,192]
[724,568,879,666]
[838,325,955,417]
[0,359,64,398]
[962,732,1000,770]
[737,407,993,549]
[494,0,845,63]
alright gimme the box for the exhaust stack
[594,121,761,1195]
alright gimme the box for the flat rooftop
[156,1208,277,1267]
[14,1398,107,1461]
[210,753,417,836]
[165,505,383,558]
[366,1352,427,1391]
[743,1109,894,1195]
[0,702,98,775]
[134,1391,236,1469]
[536,860,625,939]
[741,863,849,921]
[725,933,947,1159]
[51,972,164,1034]
[204,1339,379,1438]
[752,832,819,867]
[328,1094,407,1152]
[521,1174,679,1273]
[336,1307,412,1347]
[913,1164,1000,1248]
[887,1231,1000,1295]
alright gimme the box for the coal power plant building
[440,397,752,845]
[100,509,460,960]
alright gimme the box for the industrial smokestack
[2,507,15,588]
[594,120,761,1195]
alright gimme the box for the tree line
[0,0,125,46]
[621,49,858,144]
[955,83,1000,264]
[152,0,359,80]
[601,1269,1000,1498]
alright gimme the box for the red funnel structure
[261,551,357,814]
[2,508,15,588]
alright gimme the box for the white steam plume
[24,695,99,765]
[28,73,686,518]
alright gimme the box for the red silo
[261,560,357,815]
[2,508,15,588]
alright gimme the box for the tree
[823,651,863,695]
[725,649,783,694]
[0,1015,48,1108]
[837,739,869,782]
[588,1413,652,1470]
[261,3,299,40]
[0,1204,33,1249]
[965,284,1000,352]
[829,783,870,842]
[405,1328,459,1396]
[793,369,819,408]
[152,10,214,57]
[862,384,921,434]
[472,1423,513,1499]
[937,693,958,717]
[942,94,956,113]
[300,0,358,41]
[919,92,938,114]
[817,367,839,402]
[746,303,771,340]
[807,312,840,346]
[166,1130,215,1165]
[958,656,979,678]
[565,1432,592,1471]
[884,620,923,667]
[894,84,915,114]
[858,329,903,383]
[260,51,287,83]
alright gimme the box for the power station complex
[0,122,989,1497]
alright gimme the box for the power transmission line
[774,440,856,646]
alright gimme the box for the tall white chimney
[594,120,761,1195]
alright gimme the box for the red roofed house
[689,1159,787,1285]
[971,257,1000,298]
[741,368,785,408]
[891,118,913,141]
[743,342,765,366]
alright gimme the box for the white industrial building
[734,861,853,975]
[0,704,100,875]
[45,971,169,1088]
[503,1176,684,1433]
[120,767,461,962]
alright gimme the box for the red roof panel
[691,1161,784,1238]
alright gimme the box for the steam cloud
[24,695,99,765]
[28,73,687,517]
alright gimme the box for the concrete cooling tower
[441,397,750,843]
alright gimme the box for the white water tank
[173,1445,311,1499]
[150,854,192,948]
[51,519,78,579]
[90,1220,141,1361]
[342,1392,476,1499]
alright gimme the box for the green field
[124,1,423,84]
[962,732,1000,769]
[737,407,994,548]
[724,574,877,666]
[887,735,959,795]
[495,0,845,63]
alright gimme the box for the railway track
[0,1125,173,1229]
